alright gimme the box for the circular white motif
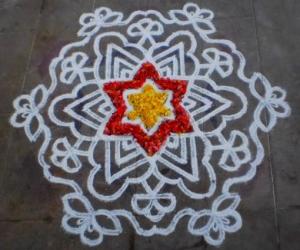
[10,3,290,247]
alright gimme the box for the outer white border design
[10,3,290,247]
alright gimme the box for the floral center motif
[126,82,172,130]
[103,62,193,156]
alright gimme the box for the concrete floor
[0,0,299,249]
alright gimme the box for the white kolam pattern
[10,3,290,246]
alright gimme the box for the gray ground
[0,0,300,249]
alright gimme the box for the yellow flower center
[126,83,172,129]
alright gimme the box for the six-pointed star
[103,62,193,156]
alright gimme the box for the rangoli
[10,3,290,246]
